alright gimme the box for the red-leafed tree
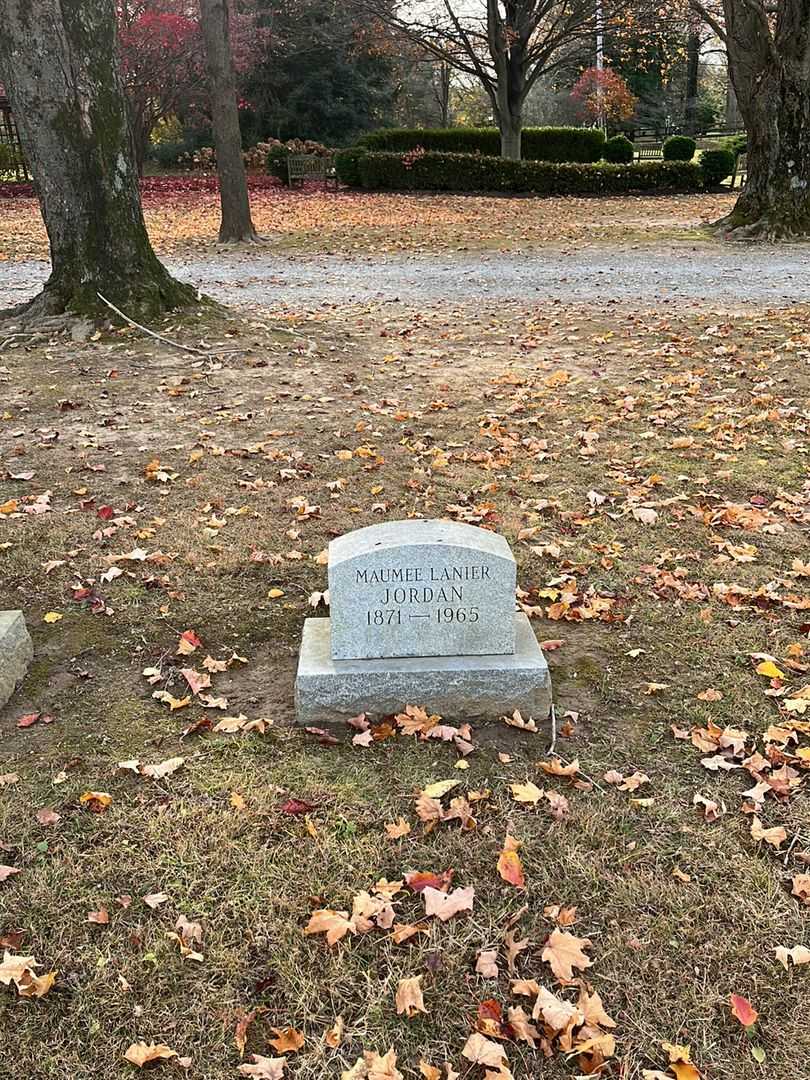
[571,66,637,125]
[118,1,206,171]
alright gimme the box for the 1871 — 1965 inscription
[328,520,516,660]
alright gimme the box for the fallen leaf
[461,1032,508,1069]
[774,944,810,969]
[268,1028,305,1053]
[422,885,474,921]
[395,974,427,1018]
[497,834,525,888]
[385,818,411,839]
[750,816,787,850]
[510,781,544,804]
[541,928,593,983]
[124,1042,178,1068]
[237,1054,287,1079]
[476,949,499,978]
[730,993,758,1028]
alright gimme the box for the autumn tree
[691,0,810,238]
[571,66,637,125]
[0,0,196,320]
[199,0,257,242]
[118,0,205,171]
[355,0,608,159]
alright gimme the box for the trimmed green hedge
[334,147,366,187]
[355,150,704,195]
[603,134,634,164]
[266,144,291,184]
[663,135,697,161]
[700,148,736,187]
[356,126,606,163]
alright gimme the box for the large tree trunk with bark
[199,0,257,243]
[721,0,810,238]
[0,0,196,320]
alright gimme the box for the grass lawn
[0,251,809,1079]
[0,184,738,261]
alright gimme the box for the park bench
[634,143,663,161]
[731,152,748,188]
[287,154,338,189]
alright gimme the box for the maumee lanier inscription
[328,520,516,660]
[359,562,490,625]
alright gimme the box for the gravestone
[0,611,33,708]
[329,520,516,659]
[295,520,551,723]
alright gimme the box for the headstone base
[0,611,33,708]
[295,612,551,723]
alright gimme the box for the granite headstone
[295,520,551,723]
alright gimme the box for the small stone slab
[328,519,516,660]
[0,611,33,708]
[295,612,551,723]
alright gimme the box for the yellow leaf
[510,781,545,804]
[421,778,461,799]
[756,660,785,679]
[43,612,63,624]
[268,588,285,599]
[230,791,247,811]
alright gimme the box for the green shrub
[356,150,703,196]
[603,135,634,164]
[148,140,190,168]
[266,144,291,184]
[0,143,19,173]
[356,126,605,163]
[335,147,367,187]
[663,135,697,161]
[721,133,747,158]
[700,148,736,187]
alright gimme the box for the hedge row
[342,150,705,195]
[356,126,606,163]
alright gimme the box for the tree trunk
[720,0,810,238]
[0,0,196,320]
[499,117,523,160]
[199,0,257,243]
[684,29,700,134]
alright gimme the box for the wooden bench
[634,143,663,161]
[731,152,748,188]
[287,154,338,189]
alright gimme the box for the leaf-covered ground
[0,178,737,260]
[1,202,809,1080]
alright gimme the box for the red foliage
[571,67,637,125]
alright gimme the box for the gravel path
[2,247,808,310]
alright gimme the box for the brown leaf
[384,818,411,839]
[541,928,593,983]
[461,1033,508,1070]
[237,1054,287,1079]
[268,1027,305,1053]
[395,974,427,1018]
[87,908,109,925]
[750,816,787,849]
[123,1042,178,1068]
[304,909,355,945]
